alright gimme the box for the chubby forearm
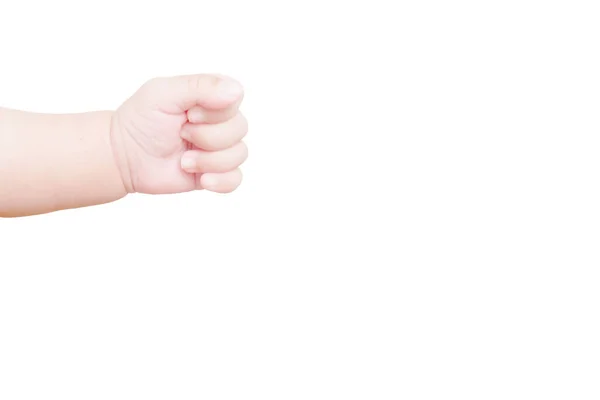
[0,108,127,217]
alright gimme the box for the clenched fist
[110,74,248,194]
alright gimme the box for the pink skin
[111,74,248,194]
[0,74,248,218]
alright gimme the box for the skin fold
[0,74,248,218]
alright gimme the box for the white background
[1,1,599,399]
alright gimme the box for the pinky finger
[200,169,243,193]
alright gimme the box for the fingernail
[187,108,205,124]
[181,154,196,171]
[218,79,243,101]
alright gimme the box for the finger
[141,74,244,113]
[187,94,243,124]
[181,112,248,151]
[180,142,248,173]
[200,169,243,193]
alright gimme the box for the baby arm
[0,108,126,217]
[0,74,247,218]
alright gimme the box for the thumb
[141,74,244,113]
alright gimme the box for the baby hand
[111,74,248,195]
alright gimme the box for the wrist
[109,111,135,194]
